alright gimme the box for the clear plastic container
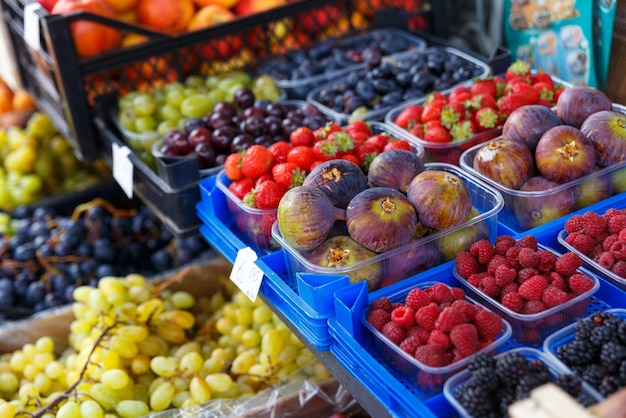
[452,244,600,344]
[260,28,428,99]
[362,281,512,391]
[272,162,504,291]
[444,347,603,418]
[458,103,626,233]
[307,46,491,125]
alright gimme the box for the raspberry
[391,302,404,311]
[494,264,517,287]
[566,232,595,255]
[469,239,495,264]
[564,214,584,233]
[405,288,431,311]
[522,300,547,314]
[542,286,569,308]
[517,247,538,268]
[415,303,440,331]
[582,211,608,239]
[607,214,626,234]
[505,246,522,270]
[518,275,548,301]
[455,251,480,279]
[407,326,430,345]
[479,275,501,298]
[610,240,626,260]
[502,292,523,312]
[435,306,467,332]
[488,254,511,276]
[399,335,423,354]
[517,267,539,284]
[367,309,391,331]
[381,321,406,345]
[391,306,416,328]
[450,323,478,358]
[603,234,619,252]
[501,282,519,296]
[547,272,567,290]
[450,287,466,301]
[413,344,449,367]
[603,208,622,221]
[468,272,488,287]
[555,252,583,276]
[536,250,557,272]
[472,309,503,341]
[612,260,626,278]
[427,329,452,350]
[568,273,595,295]
[516,235,538,251]
[619,229,626,241]
[428,283,454,304]
[590,243,605,259]
[451,299,478,321]
[369,297,393,313]
[595,251,615,269]
[494,235,516,255]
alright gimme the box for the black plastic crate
[1,0,438,162]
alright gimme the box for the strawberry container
[458,103,626,234]
[306,46,491,126]
[443,347,603,418]
[272,162,504,292]
[257,28,428,100]
[452,244,600,345]
[362,280,512,391]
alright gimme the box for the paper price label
[230,247,263,302]
[24,3,42,50]
[112,143,133,198]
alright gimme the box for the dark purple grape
[211,126,238,153]
[254,99,271,110]
[285,110,303,125]
[243,106,266,119]
[213,101,238,119]
[265,115,283,136]
[300,102,322,117]
[303,115,328,130]
[234,87,255,110]
[159,143,179,157]
[254,134,274,147]
[281,118,300,136]
[230,133,255,153]
[214,153,227,166]
[187,127,213,148]
[208,112,232,129]
[242,116,267,137]
[172,133,193,155]
[183,118,204,135]
[163,129,186,147]
[266,102,288,118]
[195,142,216,169]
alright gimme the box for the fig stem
[556,140,578,161]
[381,197,395,215]
[334,207,347,221]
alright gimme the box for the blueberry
[412,72,435,92]
[355,80,377,102]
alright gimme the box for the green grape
[131,93,157,117]
[4,146,37,174]
[56,401,80,418]
[90,383,120,410]
[185,75,205,89]
[137,298,164,322]
[119,92,139,111]
[18,383,39,403]
[157,121,177,136]
[9,351,26,373]
[189,376,212,403]
[33,352,54,369]
[215,317,234,335]
[18,174,43,195]
[101,369,130,390]
[205,373,232,393]
[179,352,203,374]
[172,341,201,360]
[171,291,195,310]
[159,104,181,122]
[0,400,16,418]
[33,148,56,179]
[180,94,214,119]
[0,212,12,234]
[252,305,273,325]
[25,112,57,140]
[109,336,138,359]
[114,302,138,322]
[0,371,18,392]
[204,75,221,89]
[44,361,64,380]
[33,373,52,395]
[152,88,167,107]
[228,72,252,86]
[230,351,255,375]
[241,329,260,348]
[80,400,104,418]
[261,329,284,360]
[130,355,151,375]
[236,306,253,327]
[206,89,226,105]
[134,116,158,133]
[116,400,149,418]
[149,381,175,411]
[150,356,177,378]
[171,391,190,408]
[117,325,148,342]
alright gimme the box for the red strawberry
[271,162,306,189]
[531,71,554,88]
[267,141,292,164]
[498,94,530,116]
[409,123,425,139]
[468,94,498,110]
[313,140,340,161]
[287,145,316,172]
[553,85,565,102]
[450,120,476,141]
[423,125,452,143]
[533,81,556,103]
[356,142,379,171]
[344,120,371,138]
[440,103,464,129]
[342,154,361,166]
[240,145,274,180]
[289,126,315,147]
[328,131,356,153]
[505,60,531,81]
[249,180,286,209]
[474,107,501,131]
[425,91,448,104]
[228,177,254,200]
[421,100,445,123]
[255,173,273,186]
[470,78,497,98]
[493,76,506,97]
[313,122,342,141]
[224,152,244,181]
[384,139,412,152]
[394,104,423,130]
[448,85,472,103]
[511,83,540,104]
[364,133,390,153]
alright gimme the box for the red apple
[38,0,59,12]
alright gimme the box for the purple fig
[556,86,612,128]
[612,167,626,194]
[472,139,534,190]
[535,125,595,184]
[308,235,382,291]
[573,166,613,209]
[407,170,472,230]
[277,186,346,251]
[514,176,575,229]
[381,242,439,288]
[502,104,561,151]
[346,187,418,253]
[303,159,368,209]
[367,149,425,192]
[579,110,626,167]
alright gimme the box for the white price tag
[230,247,264,302]
[24,2,42,50]
[112,143,134,198]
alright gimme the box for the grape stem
[153,266,193,296]
[71,198,136,222]
[27,321,120,418]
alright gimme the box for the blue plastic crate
[328,258,626,417]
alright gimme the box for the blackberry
[554,374,582,398]
[618,320,626,345]
[599,342,626,371]
[468,352,497,373]
[526,359,551,383]
[467,367,500,393]
[497,385,517,417]
[456,383,498,417]
[515,373,551,400]
[556,339,598,367]
[599,375,621,397]
[590,320,621,347]
[576,392,598,408]
[620,360,626,385]
[495,352,528,386]
[582,363,608,389]
[574,317,596,341]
